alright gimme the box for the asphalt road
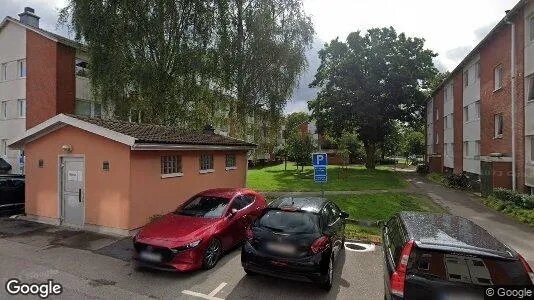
[0,237,384,300]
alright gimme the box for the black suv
[0,175,25,215]
[241,197,349,291]
[383,212,534,300]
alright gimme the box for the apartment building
[0,7,96,174]
[426,0,534,195]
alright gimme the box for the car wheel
[243,268,256,276]
[202,239,222,270]
[321,256,334,291]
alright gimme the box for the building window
[474,140,480,159]
[494,65,503,90]
[435,133,439,145]
[161,156,182,175]
[75,58,89,77]
[18,59,26,78]
[18,99,26,118]
[436,109,439,120]
[474,101,480,119]
[75,99,102,118]
[200,154,214,172]
[475,61,480,79]
[528,76,534,102]
[464,142,469,157]
[1,139,6,156]
[1,63,6,81]
[530,136,534,162]
[226,154,237,169]
[464,70,469,87]
[1,101,7,119]
[463,106,469,123]
[530,15,534,43]
[494,114,504,138]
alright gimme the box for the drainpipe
[505,11,517,191]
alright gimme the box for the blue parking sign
[312,153,328,166]
[314,166,327,183]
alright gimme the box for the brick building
[426,0,534,195]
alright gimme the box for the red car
[133,188,267,272]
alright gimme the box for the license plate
[266,242,296,254]
[140,251,162,262]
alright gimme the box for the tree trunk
[284,158,287,170]
[364,142,377,170]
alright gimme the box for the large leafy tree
[309,27,437,169]
[283,112,309,139]
[59,0,313,135]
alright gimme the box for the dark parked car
[133,188,267,272]
[241,197,349,291]
[0,175,25,215]
[383,212,534,300]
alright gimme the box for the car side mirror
[227,208,238,218]
[340,211,349,219]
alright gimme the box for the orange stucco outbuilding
[9,114,255,236]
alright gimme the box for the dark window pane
[258,210,320,234]
[175,196,230,218]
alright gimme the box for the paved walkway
[404,173,534,265]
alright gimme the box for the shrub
[522,194,534,209]
[492,188,534,209]
[416,164,429,174]
[445,173,470,190]
[376,158,398,165]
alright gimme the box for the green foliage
[403,130,426,158]
[484,196,534,227]
[59,0,314,135]
[492,188,534,209]
[286,133,315,169]
[338,132,365,162]
[283,112,309,139]
[309,27,437,170]
[426,172,447,186]
[427,71,451,97]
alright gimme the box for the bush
[416,164,429,174]
[376,158,398,165]
[492,188,534,209]
[445,173,470,190]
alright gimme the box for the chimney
[203,125,215,135]
[18,7,40,28]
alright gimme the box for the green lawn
[329,193,445,241]
[247,163,407,192]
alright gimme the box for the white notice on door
[77,171,83,182]
[68,171,78,181]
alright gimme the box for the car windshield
[407,247,532,286]
[174,196,230,218]
[257,210,320,234]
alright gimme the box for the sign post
[312,153,328,197]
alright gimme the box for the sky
[0,0,521,113]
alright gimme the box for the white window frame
[474,101,480,120]
[0,139,6,156]
[464,141,469,158]
[494,114,504,138]
[1,101,7,119]
[18,59,26,78]
[475,61,480,79]
[18,99,26,118]
[528,76,534,102]
[464,70,469,87]
[225,154,237,170]
[75,99,102,118]
[494,65,503,91]
[161,155,183,178]
[199,154,214,173]
[474,140,480,159]
[530,136,534,163]
[529,15,534,43]
[1,63,6,81]
[463,106,469,123]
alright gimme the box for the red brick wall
[453,71,464,174]
[493,161,513,189]
[56,43,75,115]
[434,87,444,170]
[479,10,526,192]
[26,31,75,129]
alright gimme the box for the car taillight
[246,228,254,241]
[391,240,415,298]
[311,236,329,254]
[518,253,534,284]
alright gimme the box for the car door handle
[78,189,82,203]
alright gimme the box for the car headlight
[171,240,202,254]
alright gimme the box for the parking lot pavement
[0,235,384,300]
